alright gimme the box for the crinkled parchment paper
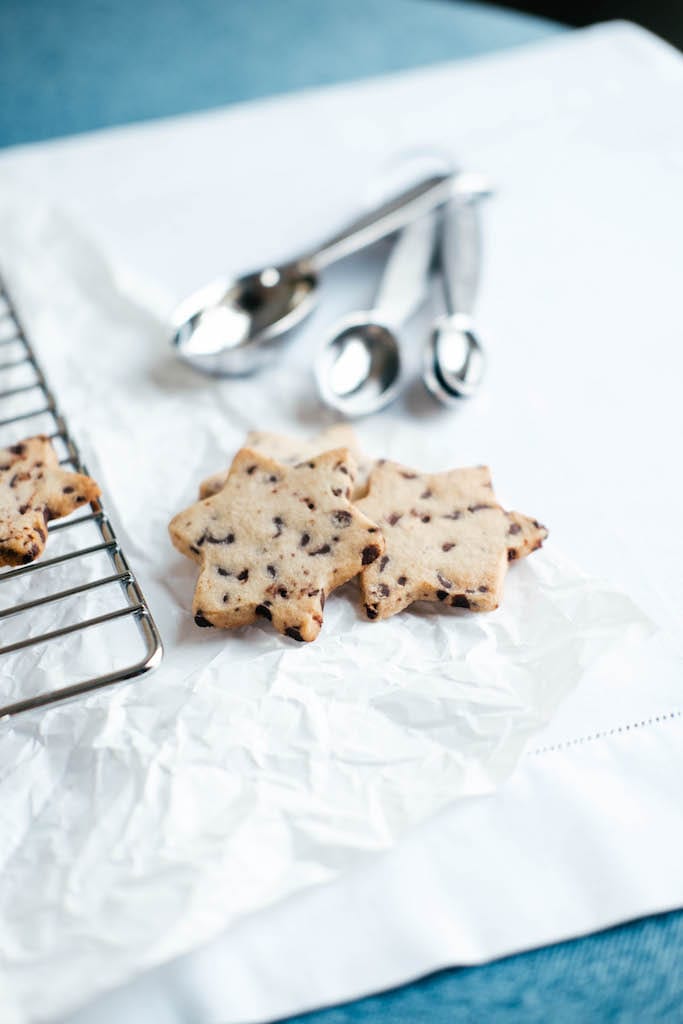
[0,190,650,1022]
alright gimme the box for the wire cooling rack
[0,275,162,718]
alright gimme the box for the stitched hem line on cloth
[528,710,682,755]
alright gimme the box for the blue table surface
[2,2,681,1021]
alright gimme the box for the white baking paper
[0,180,653,1022]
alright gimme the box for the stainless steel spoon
[172,171,489,377]
[423,195,486,403]
[315,212,437,417]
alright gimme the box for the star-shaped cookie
[169,447,384,642]
[0,435,101,567]
[356,461,547,620]
[199,425,373,501]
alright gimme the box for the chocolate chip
[379,555,389,572]
[300,532,310,547]
[18,503,28,515]
[478,585,489,593]
[442,511,462,520]
[367,526,378,533]
[276,586,288,598]
[387,513,402,526]
[268,474,278,483]
[508,523,522,535]
[436,573,452,590]
[420,489,432,499]
[400,471,417,479]
[332,487,342,496]
[9,443,25,455]
[194,613,213,627]
[255,604,272,620]
[217,567,230,577]
[339,465,349,475]
[307,501,316,510]
[436,590,449,601]
[332,510,352,527]
[285,626,305,642]
[442,542,455,552]
[508,549,518,561]
[397,576,408,586]
[246,464,257,475]
[309,543,331,556]
[421,515,431,523]
[378,583,390,597]
[468,503,493,513]
[190,545,200,555]
[365,605,379,620]
[223,594,230,603]
[235,568,248,581]
[205,532,235,545]
[451,595,470,608]
[273,516,284,537]
[267,564,277,577]
[362,544,380,565]
[75,495,86,504]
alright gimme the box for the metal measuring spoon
[423,195,486,403]
[172,172,490,377]
[315,212,437,417]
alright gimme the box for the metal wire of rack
[0,275,163,718]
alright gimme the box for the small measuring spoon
[315,212,437,417]
[424,195,486,403]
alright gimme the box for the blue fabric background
[1,1,680,1020]
[0,0,561,147]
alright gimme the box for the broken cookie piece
[0,435,101,567]
[170,447,384,642]
[356,461,547,620]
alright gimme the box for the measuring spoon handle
[441,195,482,318]
[374,211,438,327]
[311,172,489,272]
